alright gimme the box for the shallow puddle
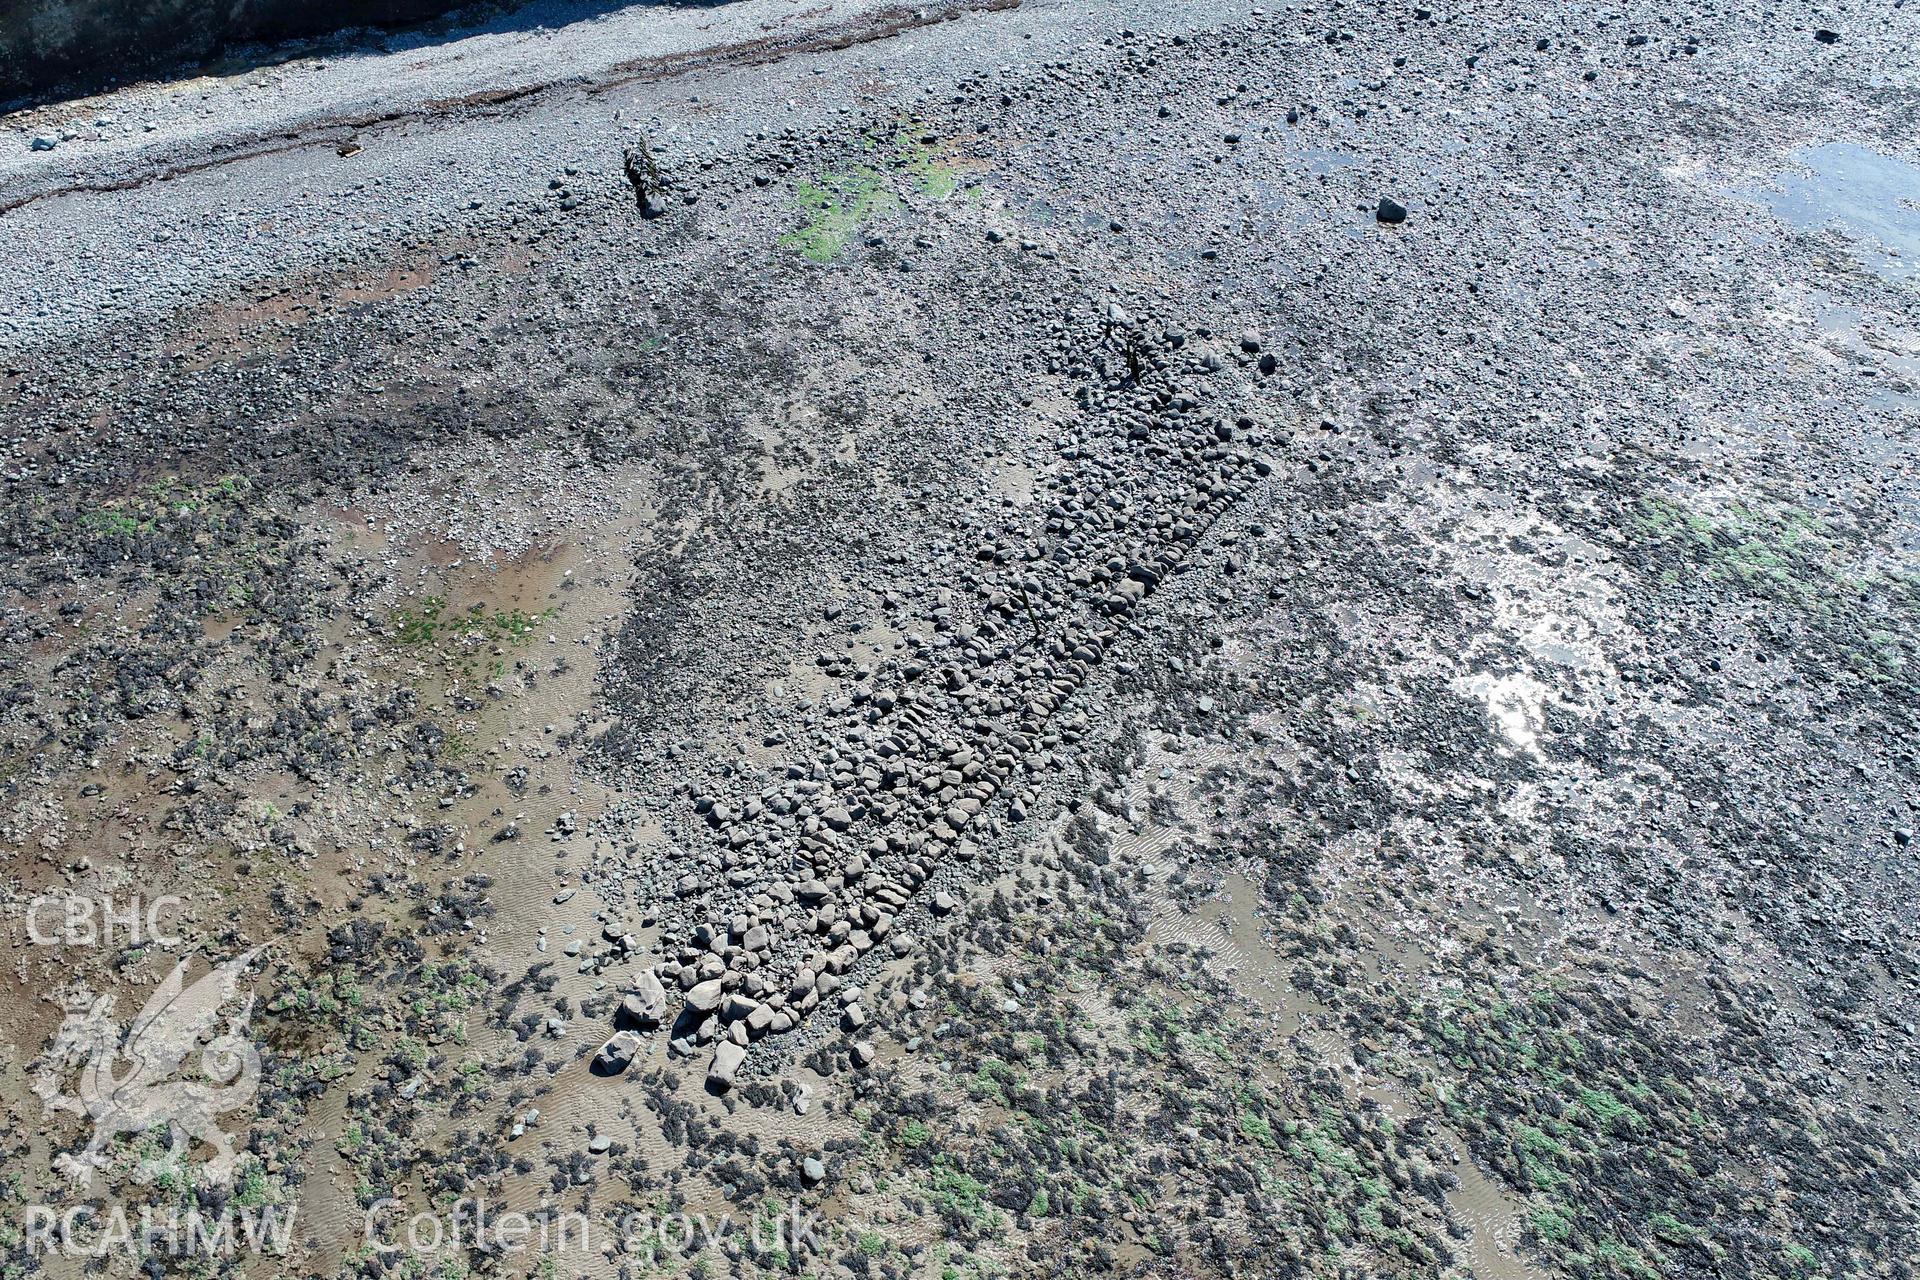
[1748,143,1920,283]
[1142,867,1324,1033]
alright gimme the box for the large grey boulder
[707,1041,748,1091]
[620,969,668,1027]
[593,1031,642,1075]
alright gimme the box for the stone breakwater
[591,302,1277,1089]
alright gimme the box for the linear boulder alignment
[596,305,1276,1086]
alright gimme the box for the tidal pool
[1750,142,1920,283]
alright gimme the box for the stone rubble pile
[592,303,1273,1088]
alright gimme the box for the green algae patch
[781,169,900,263]
[1630,490,1920,688]
[779,127,968,262]
[896,132,962,199]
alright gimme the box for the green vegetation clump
[404,960,489,1044]
[1394,980,1913,1279]
[1630,491,1920,689]
[270,969,377,1048]
[927,1158,1001,1236]
[81,474,252,540]
[388,594,551,686]
[780,126,965,262]
[391,595,545,648]
[782,171,900,263]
